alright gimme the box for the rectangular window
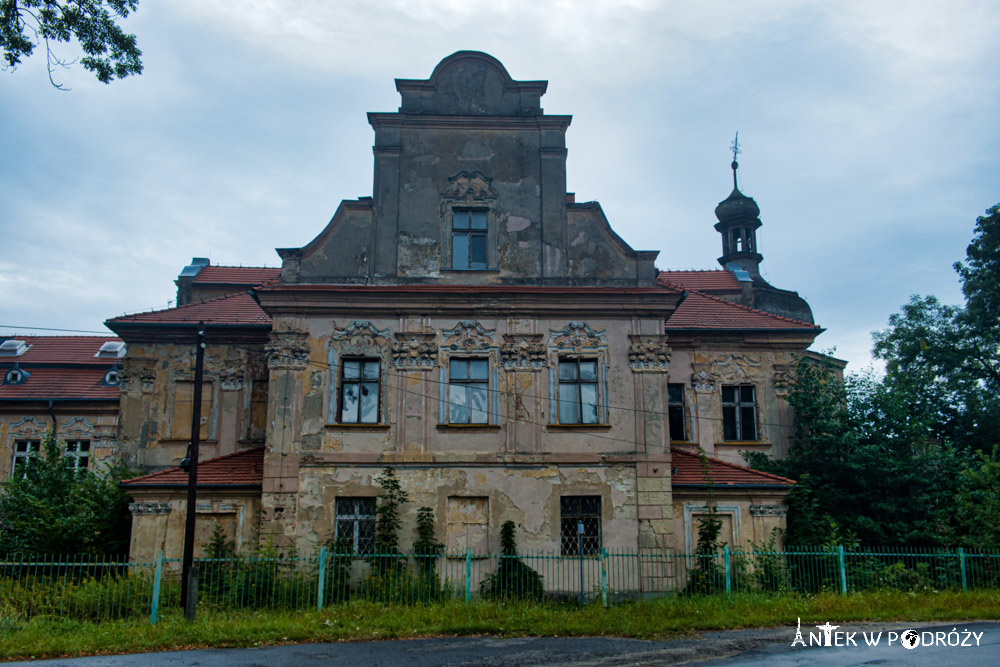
[560,495,602,556]
[446,496,489,555]
[558,358,599,424]
[452,209,488,270]
[340,358,380,424]
[668,383,686,441]
[11,439,40,477]
[448,358,489,424]
[64,439,90,471]
[722,384,758,441]
[334,497,376,554]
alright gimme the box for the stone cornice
[367,112,572,132]
[256,285,681,319]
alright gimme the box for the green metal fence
[3,546,999,625]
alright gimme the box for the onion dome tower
[711,134,815,323]
[714,133,763,278]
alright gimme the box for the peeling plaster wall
[118,342,268,471]
[127,490,259,565]
[292,464,638,555]
[667,346,800,464]
[260,313,676,552]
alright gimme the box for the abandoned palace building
[101,52,830,563]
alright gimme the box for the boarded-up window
[249,378,268,441]
[691,512,735,548]
[446,497,489,555]
[194,514,237,557]
[172,381,213,439]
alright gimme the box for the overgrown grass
[1,591,998,661]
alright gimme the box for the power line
[0,324,112,334]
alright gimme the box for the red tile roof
[665,290,819,330]
[121,448,265,488]
[0,367,119,401]
[0,336,122,365]
[107,292,272,327]
[192,266,281,285]
[671,447,795,487]
[657,270,741,292]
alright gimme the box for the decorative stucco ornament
[627,336,671,372]
[500,335,546,370]
[266,331,310,370]
[550,321,607,350]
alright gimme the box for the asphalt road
[7,621,998,666]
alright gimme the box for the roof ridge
[120,446,265,485]
[671,447,796,485]
[664,283,819,328]
[204,265,278,270]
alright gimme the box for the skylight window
[96,341,127,358]
[0,340,29,356]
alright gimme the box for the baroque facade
[110,52,828,563]
[0,336,123,481]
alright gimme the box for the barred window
[722,384,757,441]
[334,497,376,554]
[560,495,601,556]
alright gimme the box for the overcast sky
[2,1,997,372]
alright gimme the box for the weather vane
[729,132,741,189]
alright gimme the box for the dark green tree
[745,357,966,546]
[412,506,443,576]
[1,0,143,88]
[873,204,1000,453]
[371,467,408,570]
[479,521,543,601]
[0,433,133,555]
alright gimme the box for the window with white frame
[339,358,381,424]
[451,209,488,270]
[557,358,599,424]
[64,439,91,471]
[334,497,376,554]
[722,384,758,441]
[11,439,40,477]
[448,358,489,424]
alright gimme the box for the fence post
[316,546,327,611]
[600,548,608,608]
[465,549,472,604]
[837,546,848,594]
[723,545,732,594]
[958,548,968,591]
[150,550,163,625]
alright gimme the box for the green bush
[0,571,152,622]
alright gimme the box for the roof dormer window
[4,364,29,385]
[0,340,29,357]
[96,341,127,358]
[103,366,121,386]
